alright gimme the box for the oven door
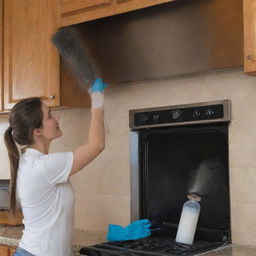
[130,123,230,243]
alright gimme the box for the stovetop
[80,236,227,256]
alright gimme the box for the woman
[4,78,107,256]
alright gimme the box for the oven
[80,99,231,256]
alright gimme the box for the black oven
[80,100,231,256]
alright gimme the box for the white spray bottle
[175,193,201,245]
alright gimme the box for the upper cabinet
[0,0,3,112]
[3,0,60,109]
[2,0,90,112]
[60,0,177,26]
[61,0,111,14]
[243,0,256,74]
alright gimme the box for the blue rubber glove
[89,78,108,108]
[91,78,108,92]
[107,219,151,242]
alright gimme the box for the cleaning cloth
[107,219,151,242]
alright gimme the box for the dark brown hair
[4,97,43,214]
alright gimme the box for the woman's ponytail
[4,126,19,214]
[4,97,43,215]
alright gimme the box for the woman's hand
[89,78,108,109]
[91,78,108,92]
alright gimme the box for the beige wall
[1,68,256,246]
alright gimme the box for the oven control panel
[129,100,231,129]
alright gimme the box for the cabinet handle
[247,55,256,62]
[117,0,132,3]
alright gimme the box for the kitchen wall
[0,68,256,246]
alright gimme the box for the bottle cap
[187,193,202,202]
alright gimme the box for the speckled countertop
[1,225,256,256]
[198,245,256,256]
[0,224,106,255]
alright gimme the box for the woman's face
[40,103,62,141]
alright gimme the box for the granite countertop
[1,225,256,256]
[198,245,256,256]
[0,224,106,255]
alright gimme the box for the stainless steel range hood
[65,0,243,84]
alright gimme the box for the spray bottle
[175,193,201,245]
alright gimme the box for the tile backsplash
[1,68,256,246]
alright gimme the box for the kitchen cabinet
[0,210,23,225]
[61,0,111,14]
[0,0,3,112]
[60,0,177,26]
[0,244,16,256]
[3,0,60,109]
[244,0,256,74]
[0,245,9,256]
[9,247,16,256]
[1,0,90,113]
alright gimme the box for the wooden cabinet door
[61,0,176,26]
[244,0,256,74]
[9,246,17,256]
[0,0,3,111]
[0,245,9,256]
[3,0,60,110]
[61,0,111,14]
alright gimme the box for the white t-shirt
[16,148,74,256]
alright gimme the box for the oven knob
[193,110,201,118]
[139,114,148,122]
[206,108,215,117]
[171,110,181,120]
[152,113,159,121]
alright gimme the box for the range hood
[63,0,243,84]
